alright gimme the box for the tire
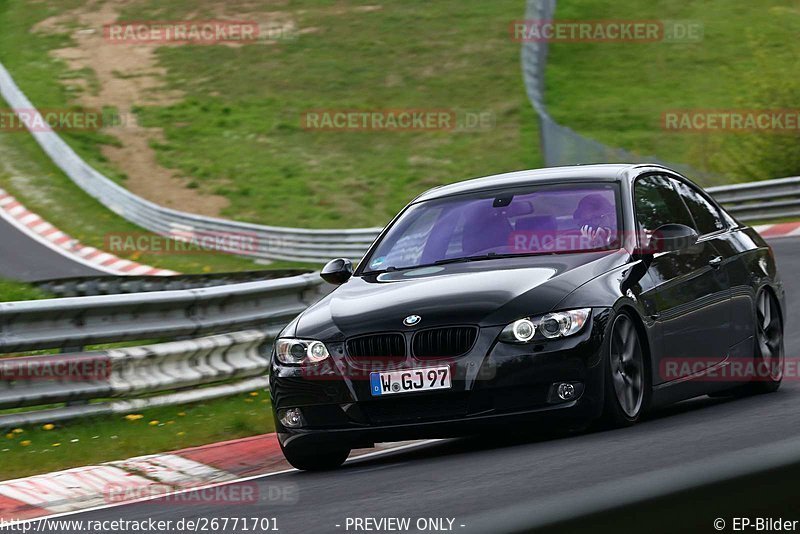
[602,310,650,427]
[280,442,351,471]
[748,289,784,394]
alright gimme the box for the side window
[672,179,726,235]
[634,175,696,235]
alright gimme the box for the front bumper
[270,308,611,449]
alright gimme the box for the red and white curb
[753,222,800,240]
[0,434,430,522]
[0,188,176,276]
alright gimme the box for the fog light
[279,408,304,428]
[557,383,576,401]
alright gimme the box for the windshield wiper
[433,252,531,265]
[366,253,533,275]
[365,264,419,275]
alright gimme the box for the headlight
[499,308,591,343]
[501,318,537,342]
[275,338,330,365]
[539,309,591,338]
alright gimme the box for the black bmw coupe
[270,164,785,470]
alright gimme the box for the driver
[573,194,616,249]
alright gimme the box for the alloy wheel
[609,314,645,418]
[756,290,783,382]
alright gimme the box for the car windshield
[363,182,621,273]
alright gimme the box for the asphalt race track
[37,238,800,533]
[0,216,104,281]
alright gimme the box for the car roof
[413,163,675,203]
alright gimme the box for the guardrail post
[61,346,90,406]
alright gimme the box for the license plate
[370,366,451,396]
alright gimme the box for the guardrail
[0,331,270,428]
[0,272,329,428]
[708,176,800,222]
[0,272,324,353]
[0,63,381,264]
[35,269,311,297]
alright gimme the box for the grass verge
[0,278,49,301]
[0,0,540,231]
[0,391,274,481]
[0,129,316,273]
[545,0,800,184]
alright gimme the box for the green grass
[2,0,797,234]
[0,129,315,273]
[0,391,274,481]
[0,0,128,182]
[0,278,49,301]
[0,1,318,272]
[545,0,800,184]
[0,0,540,231]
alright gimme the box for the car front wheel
[602,310,649,427]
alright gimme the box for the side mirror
[646,223,699,254]
[321,258,353,285]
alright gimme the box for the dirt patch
[32,0,299,216]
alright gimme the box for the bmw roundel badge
[403,314,422,327]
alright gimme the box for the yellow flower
[42,424,55,431]
[177,431,186,437]
[177,412,187,417]
[5,433,14,439]
[52,443,61,447]
[20,440,31,447]
[149,420,159,426]
[12,428,23,434]
[249,391,259,397]
[125,414,143,421]
[244,398,254,403]
[166,421,175,425]
[202,266,212,273]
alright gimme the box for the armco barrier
[707,176,800,222]
[0,272,330,427]
[0,63,381,263]
[35,269,311,297]
[0,331,270,428]
[0,272,325,353]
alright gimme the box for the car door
[670,178,753,351]
[634,174,732,384]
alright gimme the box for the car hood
[293,251,628,339]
